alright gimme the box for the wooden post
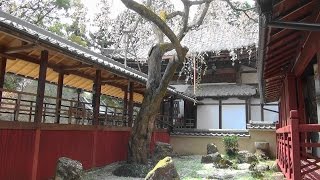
[123,87,128,125]
[169,96,174,128]
[92,70,101,125]
[247,98,251,124]
[128,81,134,127]
[34,50,48,124]
[219,99,222,129]
[55,72,64,123]
[0,57,6,103]
[260,103,264,122]
[290,110,301,180]
[32,50,48,180]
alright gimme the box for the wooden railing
[0,88,135,127]
[155,115,195,129]
[0,88,194,129]
[276,110,320,180]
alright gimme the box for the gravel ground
[83,155,277,180]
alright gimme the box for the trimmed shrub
[222,135,239,158]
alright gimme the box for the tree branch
[167,11,184,19]
[186,2,210,32]
[189,0,213,5]
[223,0,258,23]
[121,0,186,62]
[177,0,212,40]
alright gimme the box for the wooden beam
[55,72,64,124]
[4,44,37,54]
[0,52,129,90]
[101,77,127,84]
[62,64,92,71]
[128,81,134,127]
[92,70,102,125]
[0,57,6,102]
[34,50,48,124]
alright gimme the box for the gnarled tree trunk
[128,44,180,164]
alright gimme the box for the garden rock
[254,163,270,172]
[254,142,269,150]
[201,152,222,164]
[153,142,173,163]
[112,163,151,178]
[270,172,285,180]
[237,151,258,163]
[145,157,180,180]
[255,149,269,160]
[54,157,83,180]
[216,158,233,169]
[207,143,218,154]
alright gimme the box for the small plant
[222,135,239,158]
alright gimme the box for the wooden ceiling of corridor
[262,0,320,102]
[0,12,151,102]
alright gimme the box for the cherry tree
[119,0,213,164]
[118,0,258,164]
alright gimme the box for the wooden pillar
[290,110,301,180]
[34,50,48,124]
[219,99,222,129]
[32,50,48,180]
[285,74,298,119]
[55,72,64,123]
[0,57,6,102]
[92,70,101,125]
[247,98,251,123]
[123,87,128,124]
[169,96,174,127]
[260,103,264,122]
[128,81,134,127]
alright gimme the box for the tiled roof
[171,128,250,137]
[0,11,197,103]
[172,83,257,98]
[246,121,276,130]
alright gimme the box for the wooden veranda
[0,11,196,179]
[257,0,320,179]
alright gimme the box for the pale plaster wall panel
[197,105,219,129]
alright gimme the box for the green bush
[222,135,239,158]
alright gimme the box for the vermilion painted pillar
[284,73,298,124]
[128,82,134,127]
[92,70,101,125]
[0,57,6,103]
[32,50,48,180]
[55,72,64,123]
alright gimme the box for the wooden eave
[258,0,320,102]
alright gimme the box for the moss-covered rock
[112,163,151,178]
[201,152,222,164]
[145,157,180,180]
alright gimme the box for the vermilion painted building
[256,0,320,179]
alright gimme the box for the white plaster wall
[250,105,261,121]
[241,72,258,84]
[222,105,246,129]
[197,105,219,129]
[264,105,279,122]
